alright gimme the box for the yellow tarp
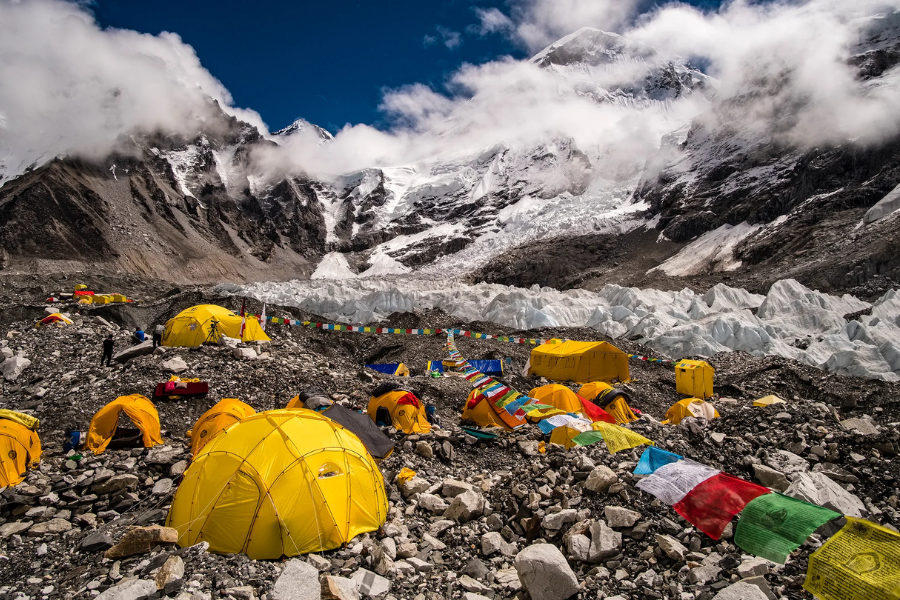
[188,398,255,458]
[528,339,630,383]
[591,421,654,454]
[663,398,720,425]
[86,395,163,454]
[162,305,270,347]
[804,517,900,600]
[603,396,639,425]
[753,394,786,407]
[167,409,388,559]
[0,409,39,431]
[0,419,41,487]
[367,390,431,434]
[675,359,715,399]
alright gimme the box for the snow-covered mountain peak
[531,27,654,68]
[272,118,333,142]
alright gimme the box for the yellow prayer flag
[804,517,900,600]
[591,421,654,454]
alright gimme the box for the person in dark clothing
[101,334,114,367]
[152,324,165,348]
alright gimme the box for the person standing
[153,324,165,348]
[101,334,114,367]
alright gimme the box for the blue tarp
[365,363,407,376]
[427,359,504,375]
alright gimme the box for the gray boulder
[272,559,321,600]
[1,356,31,381]
[785,472,867,518]
[113,341,155,364]
[514,543,579,600]
[95,578,157,600]
[444,490,485,523]
[584,465,617,493]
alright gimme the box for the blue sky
[92,0,721,134]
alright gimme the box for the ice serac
[227,276,900,381]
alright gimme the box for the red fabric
[154,382,209,398]
[673,473,769,540]
[74,290,94,296]
[164,381,176,393]
[397,393,421,408]
[40,315,63,324]
[580,396,616,424]
[467,393,483,409]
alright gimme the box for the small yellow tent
[461,390,513,430]
[86,395,164,454]
[663,398,720,425]
[0,419,41,487]
[188,399,256,458]
[167,409,388,559]
[36,313,73,327]
[530,384,585,415]
[367,390,431,434]
[675,360,714,399]
[528,340,630,383]
[753,395,786,407]
[162,305,270,347]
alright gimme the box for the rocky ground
[0,285,897,600]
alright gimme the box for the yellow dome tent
[36,313,73,327]
[367,390,431,434]
[188,399,256,458]
[753,395,786,407]
[675,360,715,399]
[162,305,270,347]
[577,382,638,425]
[663,398,720,425]
[167,409,388,559]
[530,384,585,415]
[461,389,513,430]
[86,395,164,454]
[0,418,41,487]
[528,340,630,383]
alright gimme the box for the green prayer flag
[572,431,605,446]
[735,492,841,564]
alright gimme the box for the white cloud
[0,0,266,180]
[472,7,514,35]
[437,26,463,49]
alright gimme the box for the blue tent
[365,363,410,376]
[427,359,504,376]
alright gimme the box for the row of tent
[366,360,506,377]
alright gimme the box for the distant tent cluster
[163,305,270,347]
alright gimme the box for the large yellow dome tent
[0,418,41,487]
[367,390,432,434]
[188,398,256,458]
[162,305,270,347]
[530,384,585,415]
[528,339,630,383]
[86,395,163,454]
[461,389,513,430]
[167,409,388,559]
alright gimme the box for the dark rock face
[0,112,326,283]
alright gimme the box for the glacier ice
[219,277,900,382]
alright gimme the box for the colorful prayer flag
[804,518,900,600]
[634,447,683,475]
[636,460,720,505]
[735,493,841,564]
[672,473,769,539]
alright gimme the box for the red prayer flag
[673,473,769,540]
[580,396,616,424]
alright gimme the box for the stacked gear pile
[0,410,42,487]
[167,409,388,559]
[163,305,270,347]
